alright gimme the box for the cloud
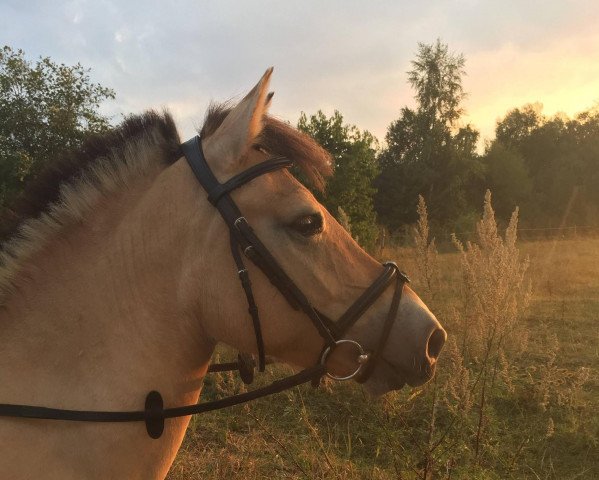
[1,0,598,144]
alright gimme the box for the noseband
[0,136,409,439]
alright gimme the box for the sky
[2,0,599,149]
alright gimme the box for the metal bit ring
[320,339,370,381]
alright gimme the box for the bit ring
[320,339,370,381]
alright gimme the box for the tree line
[2,42,598,250]
[299,40,599,249]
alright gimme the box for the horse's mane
[0,110,181,300]
[0,110,181,246]
[0,104,331,301]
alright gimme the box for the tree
[0,46,115,206]
[376,40,482,234]
[495,103,543,150]
[482,142,531,220]
[408,39,466,128]
[298,110,379,250]
[488,104,599,227]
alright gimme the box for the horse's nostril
[427,328,446,360]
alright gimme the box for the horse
[0,69,445,479]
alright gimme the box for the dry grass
[167,196,598,479]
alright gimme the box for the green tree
[408,39,466,128]
[495,103,543,150]
[298,110,379,250]
[376,40,482,234]
[489,104,599,227]
[0,46,115,206]
[573,108,599,219]
[482,142,531,220]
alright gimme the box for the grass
[167,236,598,479]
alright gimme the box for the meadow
[168,199,598,480]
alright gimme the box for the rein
[0,136,409,439]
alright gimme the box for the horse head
[186,68,446,395]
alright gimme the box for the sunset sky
[2,0,598,149]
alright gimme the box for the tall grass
[412,190,534,476]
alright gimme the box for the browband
[207,156,292,205]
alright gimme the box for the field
[167,234,598,479]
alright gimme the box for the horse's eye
[290,213,323,237]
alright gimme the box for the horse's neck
[0,162,215,478]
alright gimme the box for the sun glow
[462,32,599,147]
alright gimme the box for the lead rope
[0,364,326,439]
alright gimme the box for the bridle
[0,135,409,439]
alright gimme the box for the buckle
[320,339,370,381]
[383,261,410,283]
[234,217,247,229]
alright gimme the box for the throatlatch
[0,136,409,439]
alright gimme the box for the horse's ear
[265,91,274,108]
[203,68,273,172]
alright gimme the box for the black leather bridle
[0,136,409,439]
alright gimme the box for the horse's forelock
[259,117,333,192]
[200,103,333,192]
